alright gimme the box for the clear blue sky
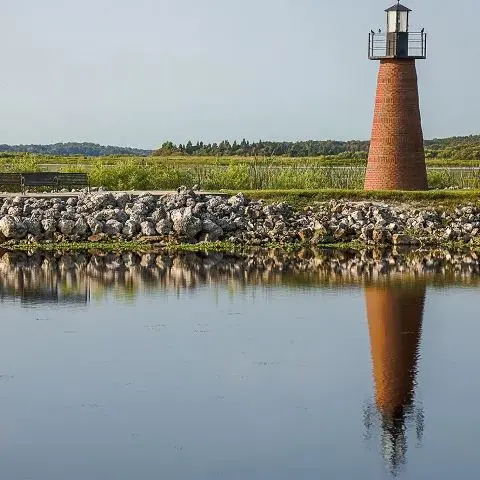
[1,0,478,148]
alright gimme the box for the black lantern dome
[368,1,427,60]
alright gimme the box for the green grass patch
[2,239,367,255]
[223,189,480,205]
[2,240,273,254]
[4,153,480,200]
[3,237,480,255]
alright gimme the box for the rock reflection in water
[1,248,480,307]
[364,282,425,477]
[0,252,90,306]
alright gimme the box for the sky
[1,0,478,148]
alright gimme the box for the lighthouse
[364,2,428,190]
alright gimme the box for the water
[0,250,479,479]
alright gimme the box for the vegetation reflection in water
[0,248,471,476]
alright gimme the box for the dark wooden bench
[21,172,59,194]
[0,173,22,191]
[56,173,89,192]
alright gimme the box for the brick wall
[364,59,428,191]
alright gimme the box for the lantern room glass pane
[387,11,397,33]
[399,11,408,32]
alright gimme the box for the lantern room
[368,2,426,60]
[387,3,409,34]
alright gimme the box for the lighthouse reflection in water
[363,282,425,476]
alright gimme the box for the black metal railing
[368,31,427,59]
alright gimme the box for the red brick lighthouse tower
[364,2,428,190]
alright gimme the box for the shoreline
[3,239,480,255]
[1,188,480,252]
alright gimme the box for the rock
[350,210,365,222]
[114,192,131,208]
[233,217,246,230]
[73,217,89,237]
[122,220,140,237]
[24,218,43,237]
[200,219,224,241]
[114,209,128,224]
[128,212,146,225]
[41,218,57,235]
[171,208,202,239]
[202,218,220,233]
[140,221,157,236]
[94,209,117,222]
[150,207,167,222]
[228,193,247,209]
[87,218,104,235]
[392,234,421,246]
[7,206,22,217]
[155,218,173,235]
[206,196,224,211]
[0,216,27,239]
[126,200,152,217]
[58,219,75,235]
[104,219,123,236]
[192,202,206,215]
[216,216,236,232]
[90,193,115,209]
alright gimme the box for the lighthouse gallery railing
[368,31,427,60]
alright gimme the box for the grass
[3,153,480,197]
[226,189,480,206]
[5,237,480,255]
[55,160,366,190]
[2,240,306,254]
[3,152,480,167]
[54,160,480,191]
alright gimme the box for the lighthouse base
[364,59,427,191]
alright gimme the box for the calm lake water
[0,251,479,479]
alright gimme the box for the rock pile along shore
[0,187,479,246]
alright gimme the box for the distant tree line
[152,139,369,158]
[424,135,480,160]
[1,135,480,159]
[0,142,151,157]
[153,135,480,159]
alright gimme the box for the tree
[152,141,180,157]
